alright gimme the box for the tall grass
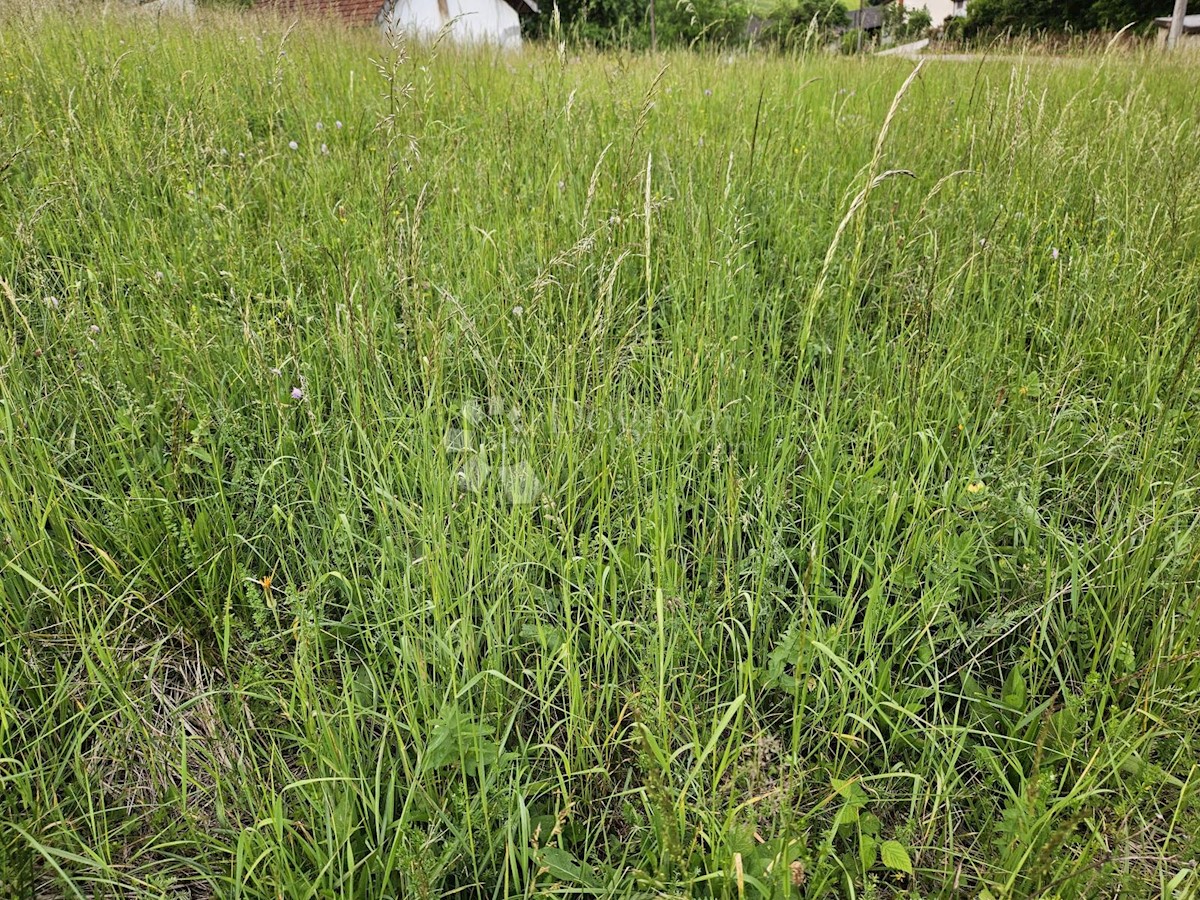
[1,8,1199,897]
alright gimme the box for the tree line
[532,0,1180,48]
[958,0,1176,36]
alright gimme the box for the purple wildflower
[291,386,304,400]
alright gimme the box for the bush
[939,14,967,40]
[882,2,932,40]
[656,0,751,47]
[961,0,1174,37]
[903,7,931,37]
[839,26,869,53]
[761,0,848,50]
[531,0,750,48]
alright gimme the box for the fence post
[1167,0,1189,49]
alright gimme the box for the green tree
[656,0,751,46]
[903,7,931,36]
[882,1,931,38]
[962,0,1174,35]
[762,0,848,47]
[532,0,646,45]
[532,0,749,47]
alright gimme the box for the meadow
[1,8,1200,897]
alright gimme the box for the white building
[381,0,537,47]
[902,0,967,28]
[264,0,538,47]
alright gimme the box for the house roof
[264,0,383,25]
[1154,14,1200,33]
[849,6,886,31]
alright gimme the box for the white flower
[512,305,524,317]
[335,120,343,129]
[316,121,324,131]
[288,141,298,150]
[320,143,329,155]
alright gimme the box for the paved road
[875,38,930,57]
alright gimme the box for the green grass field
[2,9,1200,898]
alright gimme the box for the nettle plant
[829,776,914,889]
[749,626,921,894]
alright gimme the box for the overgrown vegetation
[757,0,848,50]
[532,0,754,49]
[2,8,1200,898]
[956,0,1175,39]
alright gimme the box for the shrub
[532,0,750,48]
[839,26,869,53]
[761,0,848,50]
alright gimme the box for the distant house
[848,0,967,34]
[848,5,886,33]
[1154,14,1200,47]
[904,0,967,28]
[264,0,538,46]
